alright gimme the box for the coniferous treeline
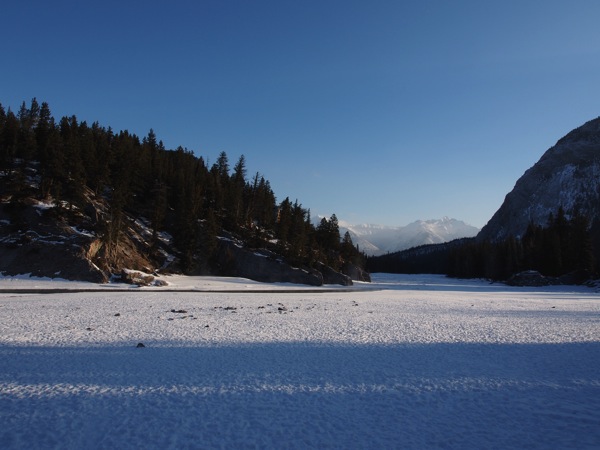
[366,239,471,275]
[447,208,594,280]
[0,98,365,274]
[367,207,596,282]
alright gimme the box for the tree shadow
[1,341,599,449]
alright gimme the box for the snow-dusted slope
[341,217,479,256]
[479,116,600,241]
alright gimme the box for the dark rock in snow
[0,185,171,283]
[505,270,558,287]
[315,262,353,286]
[558,270,592,285]
[136,342,145,348]
[216,238,325,285]
[342,263,371,282]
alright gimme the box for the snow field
[1,274,599,449]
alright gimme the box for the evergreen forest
[0,98,366,278]
[368,207,597,283]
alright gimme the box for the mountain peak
[478,116,600,242]
[341,218,479,256]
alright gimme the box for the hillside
[0,99,368,285]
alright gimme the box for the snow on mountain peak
[340,218,479,256]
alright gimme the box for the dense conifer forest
[0,98,366,277]
[367,207,597,283]
[3,98,595,284]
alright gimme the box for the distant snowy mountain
[339,218,479,256]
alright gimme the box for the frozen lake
[1,273,599,449]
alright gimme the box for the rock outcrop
[505,270,556,287]
[0,193,173,283]
[478,117,600,242]
[215,238,360,286]
[342,263,372,282]
[315,262,353,286]
[0,201,108,282]
[0,161,371,286]
[215,238,325,286]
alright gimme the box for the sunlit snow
[1,274,599,449]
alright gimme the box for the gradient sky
[3,0,600,228]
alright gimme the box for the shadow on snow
[1,341,599,449]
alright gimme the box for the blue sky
[2,1,600,228]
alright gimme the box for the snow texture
[1,274,599,449]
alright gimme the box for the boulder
[558,270,592,285]
[120,269,155,286]
[343,263,371,282]
[314,262,353,286]
[505,270,558,287]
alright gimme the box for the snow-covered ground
[1,273,599,449]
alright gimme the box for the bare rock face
[343,263,372,282]
[216,238,324,286]
[0,243,108,283]
[314,262,353,286]
[214,239,361,286]
[0,201,109,282]
[478,117,600,242]
[0,192,172,283]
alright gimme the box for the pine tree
[276,197,292,249]
[316,214,340,251]
[0,107,19,174]
[213,151,230,179]
[199,207,219,268]
[340,231,356,262]
[59,115,86,209]
[288,200,308,261]
[36,104,61,199]
[16,99,38,161]
[570,212,594,272]
[89,121,111,195]
[230,154,247,225]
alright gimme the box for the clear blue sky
[3,1,599,228]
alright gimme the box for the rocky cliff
[478,117,600,241]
